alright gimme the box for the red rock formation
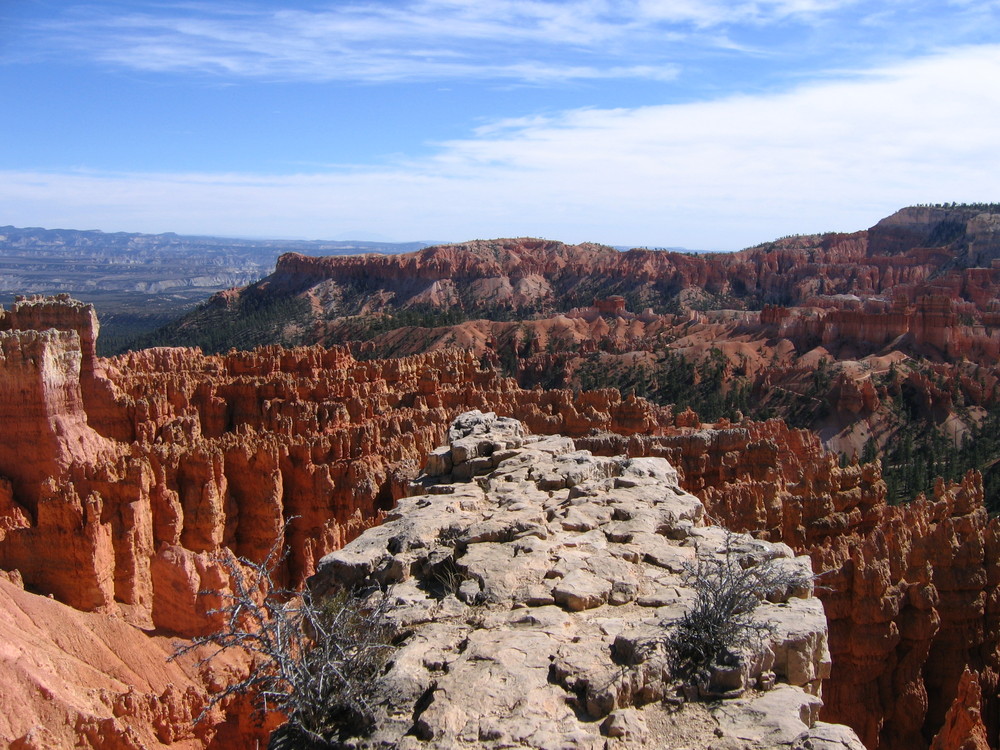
[930,668,990,750]
[763,293,1000,364]
[0,293,137,441]
[594,295,627,315]
[0,300,682,637]
[869,206,1000,266]
[0,326,114,504]
[4,295,1000,748]
[0,574,268,749]
[177,209,1000,393]
[254,214,1000,333]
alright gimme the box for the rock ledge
[312,411,864,749]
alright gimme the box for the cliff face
[868,206,1000,266]
[0,328,110,498]
[203,207,1000,338]
[763,293,1000,363]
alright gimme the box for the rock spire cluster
[0,295,997,748]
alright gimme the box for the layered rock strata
[0,296,997,748]
[310,411,863,749]
[208,207,1000,348]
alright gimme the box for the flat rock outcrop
[311,411,863,749]
[577,425,1000,749]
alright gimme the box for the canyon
[0,225,431,354]
[152,205,1000,471]
[3,204,1000,748]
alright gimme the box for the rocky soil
[311,410,863,749]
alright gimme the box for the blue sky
[2,1,999,250]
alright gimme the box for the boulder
[310,413,858,748]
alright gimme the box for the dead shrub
[174,532,396,749]
[664,534,811,689]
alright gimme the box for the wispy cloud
[3,45,998,248]
[19,0,871,83]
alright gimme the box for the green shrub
[664,536,810,687]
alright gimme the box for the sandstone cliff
[150,206,1000,357]
[0,573,269,749]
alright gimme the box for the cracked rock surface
[311,411,864,749]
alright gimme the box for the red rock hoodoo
[3,286,1000,748]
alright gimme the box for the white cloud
[27,0,869,83]
[634,0,859,27]
[2,45,999,248]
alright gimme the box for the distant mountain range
[0,226,435,300]
[0,225,436,351]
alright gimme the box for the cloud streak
[23,0,872,83]
[3,45,997,248]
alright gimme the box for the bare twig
[663,532,811,685]
[173,523,396,748]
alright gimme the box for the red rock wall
[765,294,1000,364]
[262,220,1000,330]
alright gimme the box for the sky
[1,1,999,250]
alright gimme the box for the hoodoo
[2,250,1000,747]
